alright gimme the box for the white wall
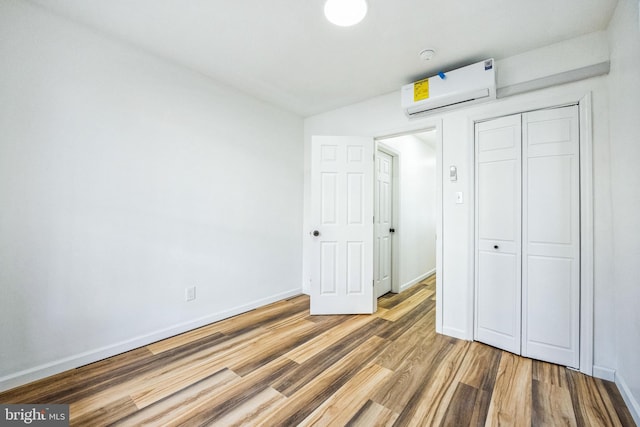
[0,0,303,391]
[303,32,614,370]
[382,134,437,290]
[607,0,640,421]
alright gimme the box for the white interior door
[375,150,393,297]
[475,114,522,355]
[522,106,580,368]
[310,135,375,314]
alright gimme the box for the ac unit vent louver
[401,59,496,117]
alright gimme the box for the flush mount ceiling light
[324,0,368,27]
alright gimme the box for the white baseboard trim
[0,288,302,393]
[398,268,436,293]
[592,365,616,382]
[442,326,470,341]
[616,372,640,426]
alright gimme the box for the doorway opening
[308,120,443,324]
[375,130,438,300]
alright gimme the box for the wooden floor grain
[0,276,635,426]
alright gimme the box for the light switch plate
[450,166,458,182]
[185,286,196,301]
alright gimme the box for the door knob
[494,245,499,249]
[312,230,320,237]
[390,228,395,233]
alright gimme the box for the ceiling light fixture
[324,0,368,27]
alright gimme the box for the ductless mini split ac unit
[401,58,496,117]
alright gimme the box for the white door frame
[371,120,444,332]
[470,93,594,375]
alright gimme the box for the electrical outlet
[185,286,196,302]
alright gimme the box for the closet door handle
[493,245,499,249]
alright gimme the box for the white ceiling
[27,0,618,117]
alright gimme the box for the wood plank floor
[0,276,635,426]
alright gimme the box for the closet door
[522,106,580,368]
[474,114,522,355]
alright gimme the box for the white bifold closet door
[475,105,580,368]
[475,114,523,355]
[522,107,580,368]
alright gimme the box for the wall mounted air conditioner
[401,59,496,117]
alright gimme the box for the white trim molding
[593,365,616,382]
[0,288,302,393]
[616,372,640,426]
[398,269,436,293]
[442,326,468,341]
[578,92,595,376]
